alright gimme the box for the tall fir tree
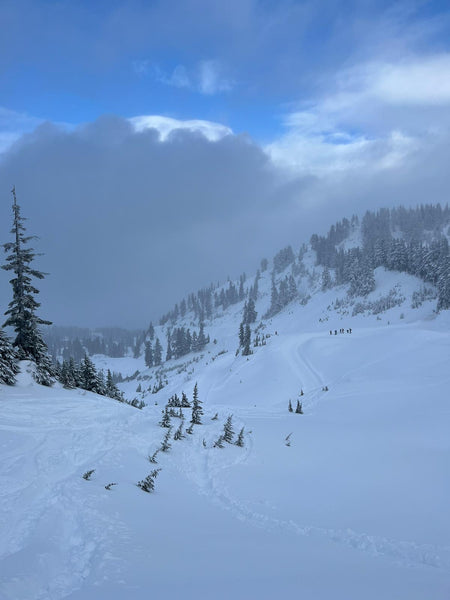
[1,187,53,385]
[80,354,102,393]
[144,341,154,368]
[242,324,252,356]
[238,322,245,347]
[153,337,163,365]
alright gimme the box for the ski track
[188,421,450,574]
[175,332,450,574]
[2,315,449,597]
[0,401,140,600]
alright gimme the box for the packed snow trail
[174,326,450,573]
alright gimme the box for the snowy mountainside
[112,238,443,405]
[1,298,450,599]
[1,205,450,599]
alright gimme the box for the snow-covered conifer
[0,328,19,385]
[235,427,245,447]
[223,414,234,443]
[137,469,161,493]
[160,428,172,452]
[191,382,203,425]
[1,187,53,385]
[159,409,171,428]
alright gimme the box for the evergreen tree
[238,322,245,347]
[191,382,203,424]
[295,400,303,414]
[96,369,106,395]
[174,420,185,440]
[321,267,332,291]
[69,357,81,387]
[235,427,245,447]
[0,328,19,385]
[137,469,161,493]
[181,391,191,407]
[105,369,122,400]
[2,187,53,385]
[197,322,207,350]
[59,359,77,389]
[243,298,257,324]
[213,435,225,448]
[144,341,154,368]
[242,324,252,356]
[80,354,101,393]
[160,409,171,428]
[166,331,173,361]
[153,337,163,365]
[160,428,172,452]
[223,414,234,443]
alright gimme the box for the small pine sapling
[191,382,203,425]
[288,400,293,412]
[213,435,225,448]
[223,414,234,443]
[174,420,185,441]
[235,427,245,447]
[105,482,117,490]
[160,428,172,452]
[82,469,95,480]
[295,400,303,414]
[181,392,191,407]
[148,449,159,464]
[186,422,194,435]
[159,409,171,428]
[137,469,161,493]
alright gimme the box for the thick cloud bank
[0,118,308,327]
[1,114,449,328]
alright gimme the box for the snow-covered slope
[1,268,450,599]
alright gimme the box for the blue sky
[1,0,450,327]
[2,0,449,142]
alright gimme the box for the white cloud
[198,60,234,95]
[0,107,43,154]
[267,54,450,177]
[147,59,234,95]
[129,114,232,141]
[369,54,450,106]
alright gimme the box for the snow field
[1,267,450,599]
